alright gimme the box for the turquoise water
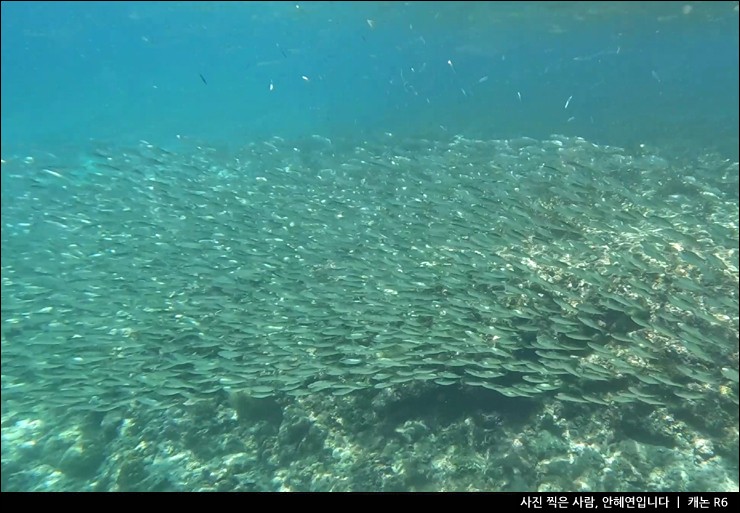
[1,2,738,492]
[2,2,738,157]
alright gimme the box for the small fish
[447,59,456,73]
[42,168,65,179]
[199,73,207,85]
[564,95,573,109]
[517,91,522,102]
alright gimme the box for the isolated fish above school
[1,134,738,416]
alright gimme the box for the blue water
[2,1,738,158]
